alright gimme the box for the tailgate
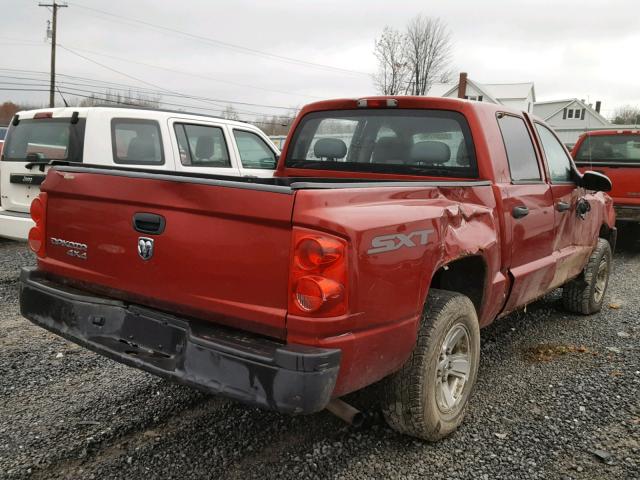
[38,167,295,339]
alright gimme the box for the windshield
[574,134,640,164]
[2,118,85,162]
[285,109,477,178]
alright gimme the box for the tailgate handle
[133,213,166,235]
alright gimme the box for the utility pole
[39,2,67,108]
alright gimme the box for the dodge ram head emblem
[137,237,154,260]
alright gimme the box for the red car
[573,129,640,223]
[20,98,614,441]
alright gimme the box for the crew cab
[573,129,640,223]
[20,97,615,441]
[0,107,279,240]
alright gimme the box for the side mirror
[580,170,612,192]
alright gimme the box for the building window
[565,108,584,120]
[464,95,483,102]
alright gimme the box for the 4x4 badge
[137,237,154,261]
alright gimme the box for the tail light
[28,193,47,257]
[289,228,348,317]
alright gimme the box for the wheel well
[599,224,616,251]
[430,256,486,313]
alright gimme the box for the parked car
[573,129,640,223]
[0,107,279,240]
[20,97,615,441]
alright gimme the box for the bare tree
[373,26,408,95]
[403,16,452,95]
[222,104,240,121]
[254,108,298,136]
[612,105,640,125]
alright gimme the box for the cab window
[535,124,573,182]
[497,114,541,182]
[174,124,230,167]
[112,119,164,165]
[233,130,276,169]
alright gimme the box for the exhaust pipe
[326,398,365,427]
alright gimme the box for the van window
[497,114,541,182]
[535,124,573,182]
[174,124,231,167]
[112,119,164,165]
[2,118,85,162]
[233,130,276,169]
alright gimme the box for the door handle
[556,201,571,212]
[132,212,166,235]
[512,205,529,219]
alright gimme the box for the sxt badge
[368,229,433,255]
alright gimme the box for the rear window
[285,109,477,178]
[2,118,85,162]
[574,134,640,164]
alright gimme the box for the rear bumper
[0,208,32,241]
[19,268,340,414]
[614,205,640,223]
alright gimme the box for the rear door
[1,114,85,213]
[496,113,557,311]
[168,118,242,176]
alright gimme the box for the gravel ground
[0,231,638,480]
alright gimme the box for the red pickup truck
[20,97,615,441]
[573,129,640,224]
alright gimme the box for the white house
[532,98,611,146]
[429,73,536,112]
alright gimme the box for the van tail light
[289,228,348,317]
[28,193,47,257]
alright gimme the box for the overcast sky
[1,0,638,120]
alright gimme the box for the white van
[0,107,280,240]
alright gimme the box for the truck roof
[12,105,254,128]
[578,129,640,137]
[296,96,538,119]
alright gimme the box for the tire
[562,238,612,315]
[381,289,480,441]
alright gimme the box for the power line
[0,73,296,112]
[56,44,321,100]
[0,77,297,120]
[66,2,370,77]
[56,45,298,117]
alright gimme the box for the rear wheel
[381,289,480,441]
[562,238,612,314]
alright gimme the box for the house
[532,98,611,146]
[429,72,536,112]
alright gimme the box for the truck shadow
[614,223,640,254]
